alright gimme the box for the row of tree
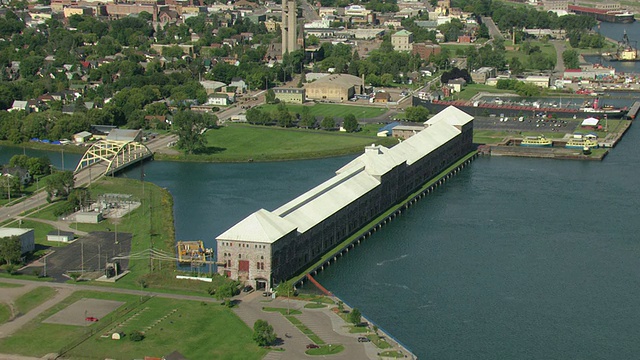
[245,104,359,132]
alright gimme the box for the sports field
[257,103,388,119]
[0,290,266,360]
[160,124,398,162]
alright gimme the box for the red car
[85,316,99,322]
[306,344,319,349]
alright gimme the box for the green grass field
[14,287,56,315]
[159,124,398,162]
[458,84,516,100]
[0,291,266,360]
[256,103,387,119]
[504,41,556,67]
[0,282,22,288]
[0,303,11,325]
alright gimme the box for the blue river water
[585,21,640,73]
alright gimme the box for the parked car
[262,291,271,297]
[357,336,370,342]
[85,317,99,322]
[243,285,254,293]
[306,344,319,349]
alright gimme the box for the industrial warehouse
[216,106,475,290]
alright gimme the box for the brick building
[412,42,441,61]
[216,106,474,290]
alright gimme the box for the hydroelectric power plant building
[216,106,474,290]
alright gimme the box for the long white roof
[216,106,473,244]
[0,228,32,237]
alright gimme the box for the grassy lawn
[0,303,10,324]
[256,103,387,119]
[0,291,266,360]
[14,287,56,315]
[262,307,302,315]
[458,84,516,100]
[504,40,556,66]
[158,124,397,162]
[348,325,369,333]
[380,350,404,358]
[305,344,344,356]
[304,303,326,309]
[295,294,334,304]
[284,315,325,345]
[367,334,392,349]
[0,282,23,288]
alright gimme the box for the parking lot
[32,231,132,282]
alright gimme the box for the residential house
[9,100,28,112]
[373,91,391,103]
[447,78,466,92]
[1,167,31,186]
[206,93,232,106]
[229,78,248,93]
[200,80,227,94]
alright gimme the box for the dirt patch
[42,298,124,327]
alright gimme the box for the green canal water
[3,119,640,358]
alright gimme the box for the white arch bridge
[74,139,153,177]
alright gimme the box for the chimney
[365,144,382,154]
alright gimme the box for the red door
[238,260,249,272]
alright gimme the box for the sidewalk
[232,292,378,360]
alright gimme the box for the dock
[627,101,640,120]
[486,146,608,160]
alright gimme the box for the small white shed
[76,211,103,224]
[73,131,93,143]
[47,230,74,242]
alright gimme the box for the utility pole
[81,240,84,274]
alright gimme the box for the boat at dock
[521,135,552,147]
[566,138,599,149]
[568,5,635,24]
[602,30,639,62]
[413,97,629,119]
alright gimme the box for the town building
[471,67,496,84]
[0,228,35,255]
[304,74,363,102]
[523,75,550,88]
[412,42,441,61]
[281,0,299,55]
[273,88,305,104]
[391,30,413,52]
[216,106,474,289]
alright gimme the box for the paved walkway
[22,217,88,236]
[232,292,378,360]
[0,287,73,339]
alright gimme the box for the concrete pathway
[0,286,73,338]
[22,217,88,236]
[232,292,378,360]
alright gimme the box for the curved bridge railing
[74,140,153,176]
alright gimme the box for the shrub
[129,330,145,342]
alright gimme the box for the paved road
[233,292,380,360]
[551,40,566,75]
[481,17,503,41]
